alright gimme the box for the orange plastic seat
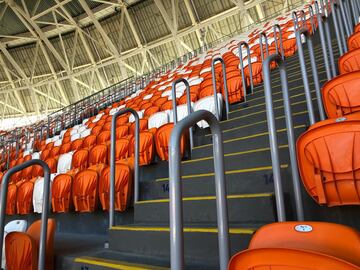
[111,139,130,161]
[6,184,17,215]
[178,92,197,105]
[97,131,111,144]
[248,222,360,266]
[59,143,71,155]
[91,125,103,136]
[297,114,360,206]
[144,106,160,118]
[71,149,89,171]
[45,142,54,150]
[45,158,57,174]
[138,131,155,165]
[51,174,73,213]
[89,144,108,166]
[339,48,360,74]
[32,164,44,178]
[348,31,360,51]
[72,169,98,212]
[5,219,56,270]
[99,164,132,211]
[50,146,60,158]
[155,123,186,161]
[224,70,244,104]
[40,149,50,161]
[82,135,97,149]
[228,248,360,270]
[116,115,129,127]
[70,138,83,151]
[102,122,112,131]
[62,136,71,144]
[16,181,34,214]
[21,165,34,181]
[355,23,360,33]
[322,71,360,118]
[161,100,173,111]
[130,119,148,135]
[115,125,129,139]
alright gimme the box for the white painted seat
[148,111,169,129]
[45,137,53,145]
[70,129,78,136]
[169,103,194,123]
[59,129,67,139]
[80,129,91,138]
[57,152,73,174]
[54,139,63,147]
[129,111,144,123]
[194,94,223,128]
[70,133,81,142]
[2,220,27,269]
[143,94,153,100]
[82,118,89,125]
[77,125,87,133]
[31,152,40,159]
[32,174,56,213]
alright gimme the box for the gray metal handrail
[239,41,254,99]
[0,159,51,270]
[292,10,306,31]
[273,24,284,60]
[332,1,347,54]
[171,78,194,151]
[259,32,269,62]
[109,108,139,227]
[294,24,317,125]
[264,52,305,221]
[308,5,316,35]
[315,0,332,80]
[169,110,229,270]
[296,26,326,121]
[339,0,352,36]
[211,57,230,120]
[350,0,360,24]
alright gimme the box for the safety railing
[339,0,352,36]
[292,9,306,30]
[262,53,304,221]
[273,24,285,60]
[0,159,51,270]
[259,32,269,63]
[172,78,194,151]
[332,0,347,54]
[109,108,139,227]
[295,21,326,122]
[239,41,254,101]
[212,58,230,120]
[169,110,229,270]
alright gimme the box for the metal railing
[239,41,254,100]
[109,108,139,227]
[211,58,230,120]
[0,159,51,270]
[273,24,285,60]
[169,110,229,270]
[259,32,269,62]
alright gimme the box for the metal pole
[110,108,139,227]
[239,41,254,98]
[262,54,287,222]
[273,24,284,60]
[315,1,332,80]
[0,159,51,270]
[295,26,316,125]
[339,0,352,36]
[212,58,230,119]
[169,110,229,270]
[331,1,345,55]
[259,32,269,63]
[335,1,348,52]
[322,0,337,76]
[171,78,194,151]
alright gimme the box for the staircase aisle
[58,36,349,270]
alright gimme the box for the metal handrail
[273,24,284,60]
[332,1,347,54]
[338,0,352,36]
[259,32,269,62]
[292,10,306,31]
[294,23,316,125]
[239,41,254,99]
[0,159,51,270]
[212,57,230,120]
[315,1,332,80]
[296,25,326,121]
[169,110,229,270]
[171,78,194,151]
[308,5,316,35]
[109,108,139,227]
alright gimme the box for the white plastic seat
[31,152,40,159]
[45,137,53,145]
[57,152,73,174]
[109,107,120,116]
[2,220,27,269]
[70,129,78,136]
[194,94,223,128]
[148,111,169,129]
[80,129,91,138]
[54,139,63,147]
[129,111,144,123]
[169,103,194,122]
[70,133,81,142]
[143,94,153,100]
[32,174,56,213]
[60,129,67,139]
[82,118,89,125]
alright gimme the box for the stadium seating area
[1,0,360,269]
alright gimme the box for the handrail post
[315,1,332,81]
[110,108,139,227]
[259,32,269,63]
[294,24,317,125]
[308,6,316,35]
[273,24,284,60]
[263,54,293,222]
[332,1,347,54]
[339,0,352,36]
[212,58,230,120]
[321,0,337,76]
[239,41,254,99]
[169,110,229,270]
[0,159,51,270]
[171,78,194,151]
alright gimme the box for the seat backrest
[59,143,71,155]
[339,48,360,74]
[144,106,160,117]
[6,184,17,215]
[16,181,34,215]
[228,248,360,270]
[91,125,103,136]
[57,152,73,174]
[115,126,129,139]
[249,222,360,266]
[72,170,98,212]
[83,134,97,149]
[5,232,38,270]
[348,31,360,51]
[148,111,169,129]
[45,158,57,174]
[40,149,50,161]
[50,146,60,158]
[71,149,89,170]
[26,219,56,270]
[297,114,360,206]
[32,177,53,214]
[194,94,223,128]
[51,174,72,213]
[89,144,108,166]
[321,71,360,118]
[70,139,83,151]
[97,131,111,144]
